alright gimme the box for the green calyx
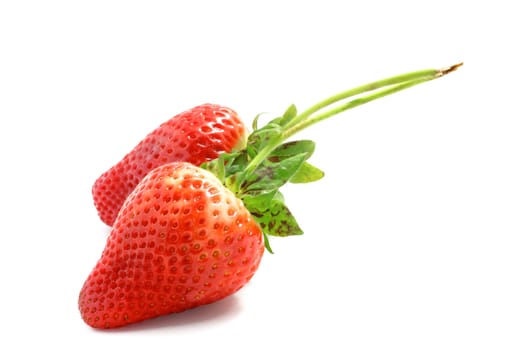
[202,63,462,252]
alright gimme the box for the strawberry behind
[92,104,247,227]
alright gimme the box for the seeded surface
[80,163,264,328]
[92,104,246,226]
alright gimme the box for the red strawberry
[80,64,461,328]
[92,104,247,226]
[80,162,264,328]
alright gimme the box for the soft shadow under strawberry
[99,294,242,333]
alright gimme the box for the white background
[1,1,524,349]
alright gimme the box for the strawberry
[92,103,247,226]
[80,162,264,328]
[79,63,462,328]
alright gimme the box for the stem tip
[438,62,464,77]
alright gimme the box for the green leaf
[224,151,249,177]
[269,140,316,162]
[281,104,297,125]
[290,162,325,184]
[246,122,282,154]
[201,155,225,182]
[262,232,274,254]
[242,190,281,210]
[246,193,303,237]
[242,152,309,193]
[252,112,265,131]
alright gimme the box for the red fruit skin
[93,104,247,226]
[80,162,264,329]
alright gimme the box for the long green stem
[242,63,462,178]
[284,76,434,139]
[286,68,438,129]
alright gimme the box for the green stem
[284,76,434,139]
[242,63,462,179]
[286,68,438,129]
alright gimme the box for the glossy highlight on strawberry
[93,104,247,226]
